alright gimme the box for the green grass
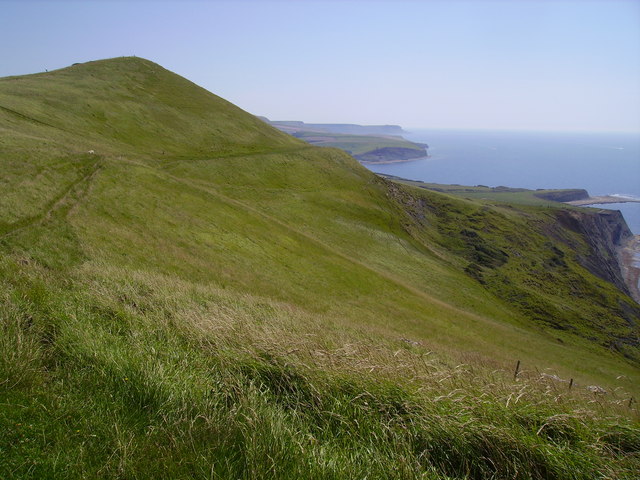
[1,57,638,478]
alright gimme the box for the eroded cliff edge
[552,208,638,302]
[618,236,640,304]
[385,178,640,362]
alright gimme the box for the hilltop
[1,57,638,479]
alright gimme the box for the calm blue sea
[365,129,640,234]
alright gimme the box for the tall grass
[1,256,638,479]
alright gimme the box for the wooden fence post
[514,360,521,380]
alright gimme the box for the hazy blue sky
[2,0,639,132]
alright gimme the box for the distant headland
[258,117,428,163]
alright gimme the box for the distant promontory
[259,117,428,163]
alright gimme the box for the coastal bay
[365,129,640,233]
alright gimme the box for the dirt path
[0,159,101,240]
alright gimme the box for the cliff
[384,179,640,362]
[534,189,589,202]
[552,208,634,297]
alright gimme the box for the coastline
[565,195,640,207]
[359,155,429,165]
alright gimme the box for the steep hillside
[1,58,638,479]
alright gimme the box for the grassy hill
[1,57,638,479]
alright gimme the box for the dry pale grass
[77,261,640,420]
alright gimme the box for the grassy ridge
[1,57,638,478]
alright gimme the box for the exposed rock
[553,209,633,296]
[618,235,640,303]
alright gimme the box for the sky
[1,0,639,132]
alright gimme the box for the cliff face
[386,180,640,362]
[553,209,634,297]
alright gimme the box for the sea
[364,129,640,235]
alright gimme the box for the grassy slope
[1,57,639,479]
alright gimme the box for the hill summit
[1,57,299,157]
[1,57,638,478]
